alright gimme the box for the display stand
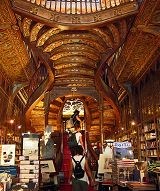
[19,133,40,190]
[0,144,17,191]
[112,142,135,185]
[39,159,57,191]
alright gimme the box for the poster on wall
[1,144,16,165]
[113,142,134,160]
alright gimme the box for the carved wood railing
[22,0,135,14]
[54,131,63,171]
[12,0,138,28]
[86,132,99,173]
[26,64,48,97]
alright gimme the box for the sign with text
[113,142,133,160]
[113,142,132,148]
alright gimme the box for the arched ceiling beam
[50,51,100,61]
[49,44,101,57]
[43,37,107,53]
[30,23,44,42]
[53,56,97,68]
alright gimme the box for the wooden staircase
[48,98,63,131]
[30,100,45,132]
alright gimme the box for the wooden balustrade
[24,0,135,14]
[27,65,48,97]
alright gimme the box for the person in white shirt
[74,124,85,152]
[69,146,95,191]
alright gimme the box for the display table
[126,182,157,191]
[97,180,113,191]
[118,182,157,191]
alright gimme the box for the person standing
[69,146,95,191]
[71,109,82,128]
[40,125,55,159]
[69,124,85,156]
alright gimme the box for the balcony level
[11,0,138,29]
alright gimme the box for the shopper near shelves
[69,145,95,191]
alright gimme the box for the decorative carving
[94,14,102,22]
[36,28,61,46]
[0,2,30,82]
[30,7,38,15]
[22,18,32,37]
[50,13,59,22]
[72,16,81,24]
[50,51,100,61]
[113,8,122,16]
[30,23,44,42]
[12,0,138,29]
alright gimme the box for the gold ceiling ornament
[53,56,97,68]
[30,23,44,42]
[51,30,105,46]
[115,33,158,83]
[43,38,106,53]
[51,43,100,54]
[54,62,97,70]
[22,18,32,37]
[0,25,30,82]
[36,28,61,47]
[54,78,94,84]
[55,68,94,76]
[91,28,114,48]
[50,51,100,61]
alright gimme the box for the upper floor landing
[11,0,138,29]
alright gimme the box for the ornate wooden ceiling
[113,0,160,89]
[0,0,32,83]
[18,17,129,90]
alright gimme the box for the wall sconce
[131,121,136,126]
[10,119,14,124]
[18,125,21,129]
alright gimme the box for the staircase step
[60,184,72,191]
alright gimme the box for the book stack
[19,134,40,186]
[112,159,135,184]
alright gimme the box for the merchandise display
[112,142,135,184]
[19,133,40,187]
[1,145,16,165]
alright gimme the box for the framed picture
[98,154,112,174]
[23,138,39,157]
[1,144,16,165]
[40,160,56,173]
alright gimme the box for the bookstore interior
[0,0,160,190]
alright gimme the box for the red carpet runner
[60,133,72,191]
